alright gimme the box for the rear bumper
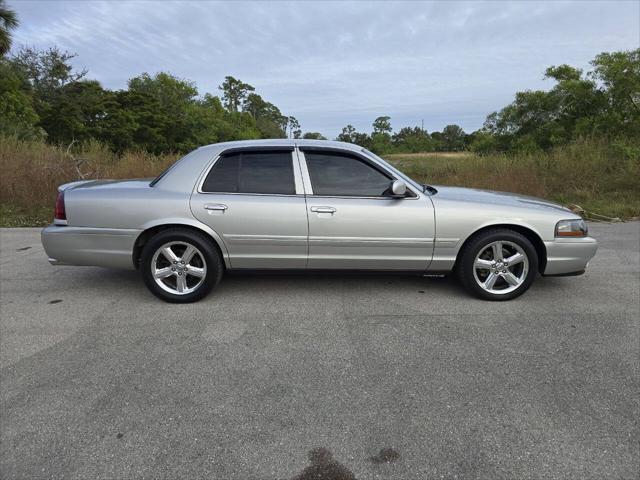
[543,236,598,276]
[41,225,141,270]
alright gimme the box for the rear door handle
[204,203,228,211]
[310,206,336,214]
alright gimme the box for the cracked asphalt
[1,223,638,479]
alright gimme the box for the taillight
[54,191,66,221]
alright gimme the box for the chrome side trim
[434,238,460,248]
[224,234,307,246]
[306,194,420,201]
[197,192,305,198]
[44,227,141,236]
[309,236,434,248]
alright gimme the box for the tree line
[0,1,638,156]
[335,49,639,155]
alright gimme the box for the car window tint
[202,151,295,195]
[202,154,240,193]
[239,152,295,194]
[305,152,391,196]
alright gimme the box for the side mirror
[389,179,407,198]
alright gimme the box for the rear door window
[202,150,295,195]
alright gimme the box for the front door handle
[310,206,336,214]
[204,203,228,211]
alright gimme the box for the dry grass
[385,151,473,161]
[385,140,640,220]
[0,137,177,226]
[1,136,638,226]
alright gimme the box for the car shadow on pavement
[291,448,356,480]
[57,266,464,301]
[290,447,401,480]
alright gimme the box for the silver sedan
[41,139,598,302]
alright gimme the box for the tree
[337,124,357,143]
[0,58,43,139]
[469,131,498,155]
[372,116,392,135]
[128,72,198,109]
[441,124,466,151]
[392,126,433,152]
[302,132,327,140]
[479,49,640,151]
[590,49,640,137]
[287,116,301,138]
[218,76,255,112]
[100,89,167,153]
[39,80,108,144]
[371,116,392,153]
[243,92,267,119]
[11,46,87,99]
[242,92,287,138]
[0,0,18,56]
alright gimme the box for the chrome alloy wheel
[151,241,207,295]
[472,240,529,295]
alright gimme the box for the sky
[10,0,640,138]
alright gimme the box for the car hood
[431,185,574,214]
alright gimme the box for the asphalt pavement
[0,223,638,479]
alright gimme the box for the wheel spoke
[154,267,173,279]
[484,272,499,289]
[491,242,503,260]
[187,266,205,278]
[474,258,493,269]
[161,246,179,263]
[181,245,197,264]
[153,241,207,295]
[505,252,525,265]
[176,274,187,293]
[503,271,520,286]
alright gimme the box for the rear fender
[139,217,231,268]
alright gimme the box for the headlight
[555,219,588,237]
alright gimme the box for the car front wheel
[140,229,223,303]
[456,229,538,301]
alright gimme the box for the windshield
[360,148,426,192]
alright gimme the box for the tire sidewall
[460,230,538,301]
[141,229,222,303]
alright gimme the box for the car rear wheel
[141,229,223,303]
[456,229,538,301]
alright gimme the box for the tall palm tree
[0,0,18,56]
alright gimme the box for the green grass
[0,204,52,227]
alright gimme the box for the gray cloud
[11,0,640,137]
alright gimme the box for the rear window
[202,150,295,195]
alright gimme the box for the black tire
[140,228,223,303]
[455,229,538,301]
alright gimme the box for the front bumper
[41,225,141,270]
[543,236,598,276]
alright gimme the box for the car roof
[154,139,367,190]
[196,138,363,154]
